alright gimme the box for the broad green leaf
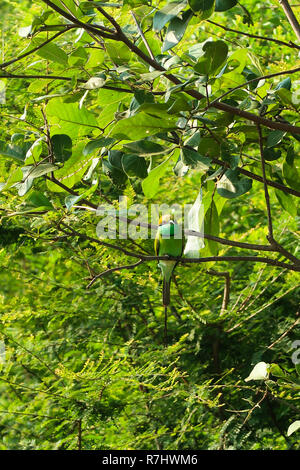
[32,38,68,65]
[51,134,72,163]
[263,148,281,161]
[123,140,167,156]
[276,186,297,215]
[25,138,43,163]
[46,98,98,138]
[162,10,193,52]
[65,181,98,211]
[217,169,252,198]
[46,143,90,192]
[28,163,58,178]
[188,0,215,19]
[181,147,211,170]
[142,155,173,198]
[215,0,237,11]
[83,137,115,156]
[275,77,291,91]
[266,130,286,148]
[105,41,132,65]
[68,46,88,66]
[110,111,177,141]
[122,154,148,178]
[203,199,219,255]
[283,147,300,191]
[26,190,53,209]
[194,40,228,76]
[103,151,128,186]
[0,140,31,162]
[87,48,105,68]
[153,1,188,32]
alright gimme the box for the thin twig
[130,10,155,60]
[267,315,300,349]
[206,18,300,50]
[257,124,274,241]
[87,260,144,288]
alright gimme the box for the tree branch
[279,0,300,41]
[257,124,300,265]
[42,0,300,134]
[87,260,144,288]
[56,222,300,272]
[207,270,231,315]
[0,27,75,69]
[257,124,274,241]
[206,18,300,50]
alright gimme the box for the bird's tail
[159,260,175,307]
[163,279,171,307]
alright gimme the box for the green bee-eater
[154,214,183,306]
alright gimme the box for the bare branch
[279,0,300,41]
[206,18,300,50]
[207,270,230,315]
[257,124,274,241]
[130,10,155,60]
[87,260,144,288]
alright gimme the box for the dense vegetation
[0,0,299,450]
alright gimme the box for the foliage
[0,0,299,450]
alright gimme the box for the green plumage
[155,217,183,306]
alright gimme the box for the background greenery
[0,0,299,450]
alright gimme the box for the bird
[154,214,183,307]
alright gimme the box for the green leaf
[142,156,172,198]
[68,46,88,66]
[51,134,72,163]
[32,38,68,65]
[217,169,252,198]
[105,41,132,65]
[46,143,91,192]
[162,9,193,52]
[275,77,291,91]
[46,98,98,138]
[29,163,58,178]
[215,0,237,11]
[263,148,281,161]
[153,1,188,32]
[203,199,219,255]
[65,182,98,211]
[83,137,115,156]
[188,0,215,18]
[181,147,211,170]
[123,140,167,156]
[122,154,148,178]
[194,40,228,76]
[266,130,286,148]
[0,140,31,162]
[26,190,53,209]
[103,151,128,186]
[111,111,177,141]
[283,146,300,191]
